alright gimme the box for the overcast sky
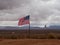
[0,0,60,26]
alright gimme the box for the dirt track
[0,39,60,45]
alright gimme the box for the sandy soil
[0,39,60,45]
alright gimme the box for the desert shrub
[28,34,39,39]
[39,34,47,39]
[47,33,57,39]
[28,34,47,39]
[57,36,60,39]
[10,35,17,39]
[0,34,3,39]
[1,31,60,39]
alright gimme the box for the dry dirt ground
[0,39,60,45]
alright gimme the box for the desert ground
[0,39,60,45]
[0,29,60,45]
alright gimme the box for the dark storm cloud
[0,0,30,10]
[0,0,31,21]
[0,0,17,10]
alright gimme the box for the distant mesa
[0,25,60,30]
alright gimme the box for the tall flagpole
[29,15,30,38]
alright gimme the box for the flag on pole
[18,15,30,26]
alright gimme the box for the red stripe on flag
[18,16,30,26]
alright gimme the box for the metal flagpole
[29,15,30,38]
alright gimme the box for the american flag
[18,15,30,26]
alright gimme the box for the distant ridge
[48,25,60,29]
[0,25,60,30]
[0,26,41,30]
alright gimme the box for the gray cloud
[0,0,18,10]
[0,0,30,10]
[0,0,60,25]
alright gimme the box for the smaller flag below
[18,15,30,26]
